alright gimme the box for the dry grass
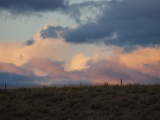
[0,84,160,120]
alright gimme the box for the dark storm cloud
[0,0,66,14]
[40,26,65,39]
[0,72,42,87]
[64,22,114,44]
[64,0,160,46]
[0,62,40,87]
[40,0,160,47]
[23,39,35,46]
[62,0,107,23]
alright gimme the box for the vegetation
[0,84,160,120]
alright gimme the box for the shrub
[152,102,160,111]
[131,94,140,100]
[90,101,103,110]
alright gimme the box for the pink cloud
[0,37,160,86]
[0,62,34,76]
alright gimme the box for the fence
[0,79,125,90]
[0,83,91,90]
[0,83,40,89]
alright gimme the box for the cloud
[39,0,160,48]
[1,0,160,48]
[69,53,90,71]
[0,62,43,87]
[0,72,43,87]
[0,62,34,75]
[39,25,65,39]
[0,42,27,66]
[1,1,160,87]
[85,59,160,84]
[0,0,66,15]
[0,30,105,66]
[0,27,160,86]
[0,38,73,66]
[63,0,107,24]
[0,60,92,87]
[0,0,105,17]
[23,39,35,46]
[66,0,160,46]
[69,47,160,84]
[0,46,160,87]
[22,57,66,77]
[119,47,160,77]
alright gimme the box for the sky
[0,0,160,87]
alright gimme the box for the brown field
[0,84,160,120]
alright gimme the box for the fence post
[5,83,6,91]
[121,79,122,87]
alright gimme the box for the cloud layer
[0,0,66,14]
[0,0,160,87]
[0,35,160,87]
[39,0,160,48]
[3,0,159,47]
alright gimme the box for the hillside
[0,84,160,120]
